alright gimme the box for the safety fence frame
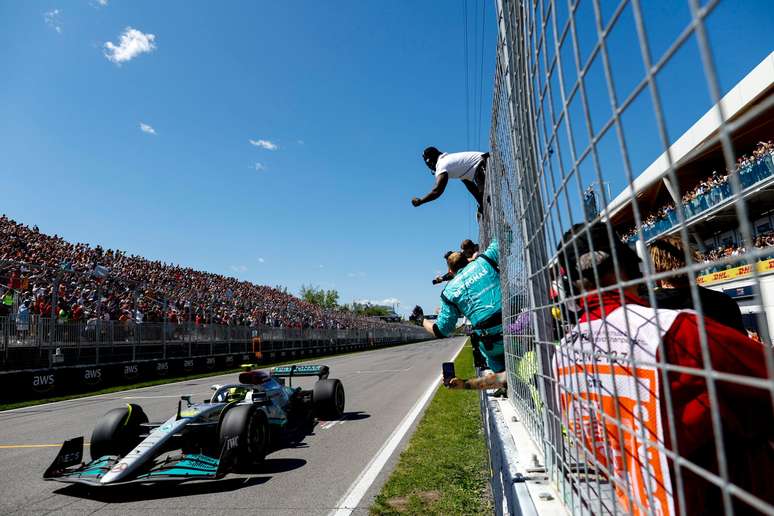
[482,0,774,515]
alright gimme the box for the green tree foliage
[300,284,339,309]
[342,302,394,317]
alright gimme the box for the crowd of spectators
[620,140,774,242]
[699,229,774,272]
[0,215,395,330]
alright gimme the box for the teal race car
[43,364,345,486]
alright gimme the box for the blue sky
[1,0,497,315]
[0,1,771,315]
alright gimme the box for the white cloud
[258,257,265,263]
[104,27,156,64]
[249,139,278,150]
[44,9,63,33]
[139,122,156,135]
[318,264,324,269]
[347,272,367,278]
[254,162,265,171]
[297,139,305,145]
[98,0,109,5]
[355,297,401,306]
[230,265,248,273]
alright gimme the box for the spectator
[1,288,13,317]
[0,215,407,332]
[621,140,774,242]
[412,147,489,211]
[422,239,505,373]
[16,298,30,340]
[649,235,745,334]
[432,241,480,284]
[460,239,479,260]
[556,222,773,515]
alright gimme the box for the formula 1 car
[43,364,345,486]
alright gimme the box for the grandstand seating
[621,140,774,245]
[0,216,398,330]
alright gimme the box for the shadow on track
[54,476,270,503]
[342,411,370,421]
[52,457,308,502]
[239,457,307,475]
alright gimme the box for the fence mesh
[483,0,774,514]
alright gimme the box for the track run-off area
[0,337,465,516]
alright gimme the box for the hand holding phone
[442,362,455,387]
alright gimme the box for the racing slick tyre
[219,404,269,469]
[90,403,148,460]
[285,390,315,444]
[313,378,345,420]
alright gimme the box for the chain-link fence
[482,0,774,514]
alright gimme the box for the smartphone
[442,362,455,386]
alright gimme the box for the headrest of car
[238,370,271,385]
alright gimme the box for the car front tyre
[219,405,269,469]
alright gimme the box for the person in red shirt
[8,271,20,290]
[555,222,773,515]
[71,303,83,322]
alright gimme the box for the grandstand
[606,52,774,343]
[0,215,428,391]
[0,215,401,331]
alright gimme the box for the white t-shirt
[435,151,485,180]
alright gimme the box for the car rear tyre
[219,404,269,469]
[90,404,148,460]
[313,379,345,420]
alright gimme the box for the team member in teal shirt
[422,239,505,372]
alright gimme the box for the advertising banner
[696,258,774,286]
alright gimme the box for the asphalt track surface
[0,337,465,515]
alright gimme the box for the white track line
[328,340,464,516]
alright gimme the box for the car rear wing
[270,364,329,380]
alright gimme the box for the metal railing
[0,315,429,370]
[483,0,774,514]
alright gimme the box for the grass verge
[0,346,394,412]
[370,342,492,515]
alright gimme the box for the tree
[300,284,340,309]
[343,302,393,317]
[324,289,339,309]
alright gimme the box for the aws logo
[183,359,194,371]
[83,368,102,385]
[156,362,169,375]
[225,356,234,364]
[32,373,55,392]
[205,357,216,369]
[123,364,139,379]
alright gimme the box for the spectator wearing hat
[555,222,773,515]
[460,239,480,260]
[411,147,489,210]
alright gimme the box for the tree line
[298,284,395,317]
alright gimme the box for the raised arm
[412,173,449,207]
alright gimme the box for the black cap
[423,146,441,160]
[558,222,641,283]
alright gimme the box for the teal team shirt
[435,240,505,372]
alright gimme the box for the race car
[43,364,345,486]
